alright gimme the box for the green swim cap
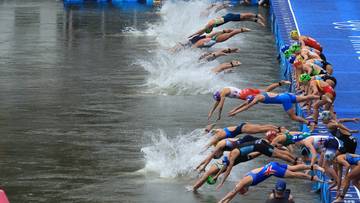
[290,44,301,53]
[206,176,216,185]
[299,73,311,82]
[284,49,293,59]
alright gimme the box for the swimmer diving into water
[208,80,291,121]
[228,92,321,126]
[189,13,265,39]
[217,162,325,203]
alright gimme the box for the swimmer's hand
[196,165,205,173]
[228,112,236,117]
[353,118,360,123]
[185,185,194,192]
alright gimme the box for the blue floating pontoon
[270,0,360,202]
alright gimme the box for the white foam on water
[140,129,210,178]
[131,0,235,95]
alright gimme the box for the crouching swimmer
[265,180,294,203]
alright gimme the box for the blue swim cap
[213,91,221,101]
[275,180,287,192]
[222,156,230,166]
[246,95,255,102]
[280,45,290,53]
[288,55,296,64]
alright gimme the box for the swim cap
[280,45,290,53]
[320,111,331,121]
[206,176,216,185]
[299,73,311,82]
[246,95,255,102]
[265,130,277,142]
[288,55,296,64]
[284,49,293,59]
[222,156,230,166]
[290,30,299,39]
[290,44,301,53]
[213,91,221,101]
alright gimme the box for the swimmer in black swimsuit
[321,111,359,154]
[195,135,259,172]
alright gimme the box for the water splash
[132,0,235,95]
[140,129,210,178]
[140,129,257,181]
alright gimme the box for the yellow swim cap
[290,30,299,39]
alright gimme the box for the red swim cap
[265,130,278,142]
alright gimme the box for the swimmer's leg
[215,28,250,43]
[313,99,327,124]
[242,123,278,134]
[284,170,316,181]
[286,108,310,125]
[287,163,325,173]
[219,176,252,203]
[272,149,295,163]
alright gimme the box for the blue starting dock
[270,0,360,203]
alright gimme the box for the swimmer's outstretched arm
[228,98,259,116]
[196,147,221,172]
[228,101,248,115]
[329,122,358,134]
[337,118,360,123]
[208,101,220,121]
[219,178,250,203]
[216,93,227,121]
[264,80,291,92]
[189,28,207,39]
[303,140,318,166]
[216,150,239,190]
